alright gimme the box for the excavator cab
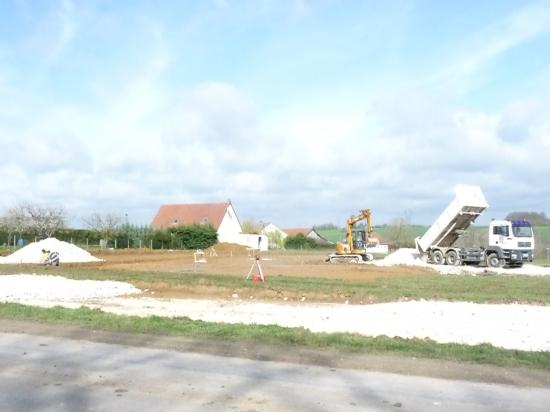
[352,228,367,250]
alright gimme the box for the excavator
[326,209,388,263]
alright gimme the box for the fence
[1,235,194,251]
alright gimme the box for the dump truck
[415,185,535,268]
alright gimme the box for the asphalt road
[1,331,549,412]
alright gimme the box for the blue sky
[1,0,550,228]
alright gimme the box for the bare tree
[1,203,67,241]
[385,216,417,248]
[241,219,262,234]
[25,204,68,238]
[3,205,32,241]
[83,212,123,242]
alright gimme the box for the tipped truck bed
[415,185,488,253]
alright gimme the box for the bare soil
[91,246,432,279]
[86,246,434,302]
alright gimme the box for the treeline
[0,224,218,250]
[505,212,550,225]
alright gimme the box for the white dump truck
[415,185,535,268]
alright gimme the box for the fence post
[114,239,117,249]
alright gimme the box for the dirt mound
[213,243,250,256]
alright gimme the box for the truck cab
[488,220,534,266]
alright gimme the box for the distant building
[151,201,267,250]
[260,223,287,249]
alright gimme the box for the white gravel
[93,298,550,352]
[0,274,140,302]
[372,248,550,276]
[1,274,549,352]
[0,238,101,264]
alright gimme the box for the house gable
[216,203,244,243]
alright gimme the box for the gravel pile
[0,238,101,264]
[373,248,427,267]
[0,274,140,302]
[372,248,550,276]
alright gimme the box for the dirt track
[91,245,434,280]
[82,247,435,302]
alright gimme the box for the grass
[2,264,550,304]
[1,302,549,370]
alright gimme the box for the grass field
[1,264,550,304]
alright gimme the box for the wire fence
[1,235,191,251]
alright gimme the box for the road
[1,331,549,412]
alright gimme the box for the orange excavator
[326,209,388,263]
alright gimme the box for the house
[151,201,267,250]
[260,223,287,249]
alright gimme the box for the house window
[201,217,208,225]
[173,219,179,225]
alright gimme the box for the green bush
[284,234,317,249]
[171,224,218,249]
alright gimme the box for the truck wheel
[486,253,503,268]
[432,250,445,265]
[446,250,460,266]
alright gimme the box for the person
[44,250,60,267]
[40,249,49,264]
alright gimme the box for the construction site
[1,185,550,350]
[1,185,550,410]
[3,2,550,409]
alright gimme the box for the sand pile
[0,238,102,264]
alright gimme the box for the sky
[1,0,550,228]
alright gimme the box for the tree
[83,213,123,242]
[266,230,284,249]
[2,203,67,239]
[313,223,339,230]
[505,211,550,225]
[2,206,30,240]
[25,204,67,238]
[171,224,217,249]
[384,216,416,248]
[241,219,262,234]
[284,234,317,249]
